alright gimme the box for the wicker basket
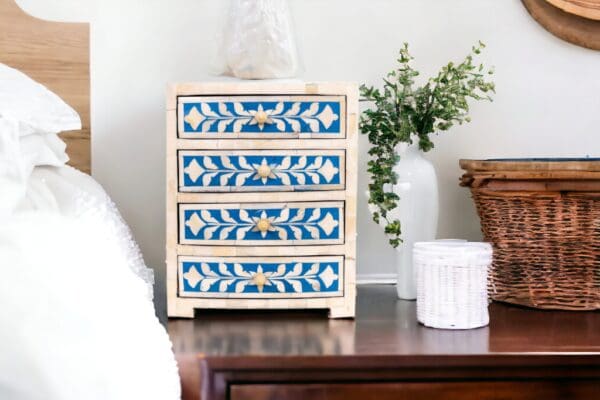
[414,242,492,329]
[460,158,600,310]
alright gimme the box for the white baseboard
[356,273,396,285]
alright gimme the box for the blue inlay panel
[179,202,344,246]
[178,150,345,192]
[177,96,345,138]
[178,256,344,298]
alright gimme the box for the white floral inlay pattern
[183,205,341,242]
[183,155,340,188]
[317,212,339,236]
[183,101,339,133]
[182,262,339,294]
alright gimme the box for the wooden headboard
[0,0,90,173]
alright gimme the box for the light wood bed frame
[0,0,90,173]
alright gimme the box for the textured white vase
[392,143,439,300]
[216,0,300,79]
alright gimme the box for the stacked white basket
[413,241,493,330]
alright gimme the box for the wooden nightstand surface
[168,285,600,400]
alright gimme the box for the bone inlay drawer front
[178,255,344,298]
[167,82,357,318]
[179,202,344,246]
[178,95,346,138]
[178,150,345,192]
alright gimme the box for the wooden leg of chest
[169,299,196,319]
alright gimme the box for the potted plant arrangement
[360,41,495,299]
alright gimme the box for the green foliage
[360,42,495,248]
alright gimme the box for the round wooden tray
[522,0,600,50]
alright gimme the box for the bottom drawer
[178,255,344,298]
[230,381,600,400]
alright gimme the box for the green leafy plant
[360,42,495,248]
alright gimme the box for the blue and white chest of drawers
[166,82,357,318]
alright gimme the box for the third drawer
[179,201,345,246]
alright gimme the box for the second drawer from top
[178,149,345,192]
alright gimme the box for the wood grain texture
[168,286,600,400]
[459,159,600,189]
[546,0,600,20]
[230,381,600,400]
[522,0,600,50]
[177,354,202,400]
[0,0,90,173]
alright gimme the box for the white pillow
[0,116,70,197]
[0,63,81,135]
[19,133,69,167]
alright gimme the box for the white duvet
[0,166,181,400]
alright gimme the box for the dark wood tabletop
[168,285,600,400]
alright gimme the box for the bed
[0,1,180,399]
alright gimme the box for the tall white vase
[393,143,438,300]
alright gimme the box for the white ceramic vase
[392,143,439,300]
[217,0,300,79]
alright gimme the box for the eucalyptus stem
[360,42,495,248]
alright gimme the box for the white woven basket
[414,241,492,330]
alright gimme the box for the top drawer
[178,95,346,139]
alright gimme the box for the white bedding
[0,166,180,400]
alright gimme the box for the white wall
[18,0,600,316]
